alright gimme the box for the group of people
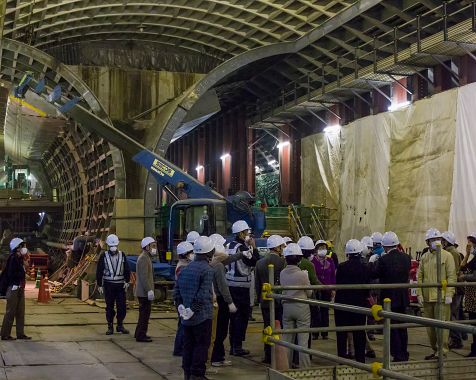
[3,223,476,379]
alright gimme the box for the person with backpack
[1,238,31,340]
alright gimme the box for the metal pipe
[272,319,476,335]
[268,264,276,370]
[266,337,418,380]
[270,294,476,335]
[383,299,391,380]
[272,282,476,291]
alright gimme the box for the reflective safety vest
[103,251,126,283]
[225,242,253,288]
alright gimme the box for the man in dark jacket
[174,236,215,380]
[0,238,31,340]
[335,239,371,363]
[377,231,411,362]
[226,220,260,356]
[96,234,131,335]
[255,235,286,364]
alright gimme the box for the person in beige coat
[134,237,156,342]
[417,229,456,359]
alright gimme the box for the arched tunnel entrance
[0,38,125,270]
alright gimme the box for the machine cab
[168,199,227,252]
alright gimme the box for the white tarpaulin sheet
[338,113,390,248]
[385,89,457,250]
[449,82,476,247]
[301,84,466,252]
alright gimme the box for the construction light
[196,165,204,171]
[388,101,410,112]
[220,153,231,160]
[277,141,290,149]
[323,124,340,134]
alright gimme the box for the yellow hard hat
[262,231,270,238]
[326,240,334,248]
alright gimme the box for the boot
[106,323,113,335]
[116,324,129,334]
[466,343,476,357]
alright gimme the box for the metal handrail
[269,294,476,335]
[266,337,417,380]
[264,248,474,380]
[272,281,476,291]
[288,205,305,238]
[309,206,326,239]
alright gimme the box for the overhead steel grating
[2,0,357,61]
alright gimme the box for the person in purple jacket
[312,240,336,340]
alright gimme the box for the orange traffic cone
[37,274,52,304]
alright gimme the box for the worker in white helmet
[173,241,195,357]
[375,232,411,362]
[334,239,371,363]
[96,234,131,335]
[225,220,260,357]
[254,235,286,364]
[417,228,456,360]
[174,236,215,380]
[186,231,200,245]
[280,243,312,368]
[134,237,157,343]
[209,233,247,367]
[441,231,464,350]
[0,238,31,341]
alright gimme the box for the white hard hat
[9,238,24,251]
[193,236,215,254]
[283,243,303,257]
[283,237,293,244]
[442,231,456,246]
[371,232,383,245]
[177,241,194,256]
[141,237,155,249]
[267,235,285,249]
[315,239,327,247]
[425,228,442,241]
[186,231,200,244]
[106,234,119,246]
[468,232,476,240]
[232,220,250,234]
[361,236,373,248]
[382,231,399,247]
[209,233,226,246]
[345,239,363,255]
[298,236,315,250]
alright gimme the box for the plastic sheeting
[385,89,457,250]
[449,82,476,248]
[339,113,390,248]
[302,86,461,252]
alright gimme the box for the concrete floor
[0,283,471,380]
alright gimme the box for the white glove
[182,308,194,320]
[178,304,186,318]
[228,303,238,313]
[11,285,18,291]
[445,296,453,305]
[417,295,424,305]
[98,286,104,295]
[147,290,155,301]
[242,250,252,259]
[123,283,130,290]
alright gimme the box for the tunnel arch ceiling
[0,38,126,243]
